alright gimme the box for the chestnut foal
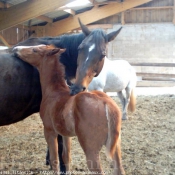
[13,45,125,175]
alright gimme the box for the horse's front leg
[44,127,59,172]
[62,137,71,173]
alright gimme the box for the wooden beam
[0,0,74,31]
[130,6,173,10]
[36,15,53,23]
[130,63,175,67]
[173,0,175,24]
[137,80,175,87]
[137,73,175,78]
[142,77,175,81]
[35,0,153,36]
[64,9,76,16]
[0,34,11,47]
[78,24,113,30]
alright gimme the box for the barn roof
[0,0,153,32]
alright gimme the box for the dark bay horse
[13,44,125,175]
[1,20,122,172]
[14,19,122,94]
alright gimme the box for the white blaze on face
[13,44,46,51]
[85,44,96,62]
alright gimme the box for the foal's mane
[49,51,68,89]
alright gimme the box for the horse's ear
[47,48,60,56]
[107,27,122,42]
[78,18,91,36]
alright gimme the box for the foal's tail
[105,104,121,159]
[128,88,136,112]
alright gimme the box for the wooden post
[121,11,125,25]
[173,0,175,24]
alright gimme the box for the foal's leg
[117,91,127,120]
[77,134,104,174]
[112,134,125,175]
[44,127,59,172]
[62,137,71,173]
[85,152,104,175]
[46,135,66,174]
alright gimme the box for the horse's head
[13,45,65,68]
[70,19,122,95]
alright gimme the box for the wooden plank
[142,77,175,81]
[0,0,73,31]
[130,6,173,10]
[137,80,175,87]
[78,24,113,30]
[35,0,153,36]
[137,72,175,78]
[130,63,175,67]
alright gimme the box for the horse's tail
[128,87,136,112]
[105,104,121,159]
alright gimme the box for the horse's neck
[38,57,69,96]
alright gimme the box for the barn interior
[0,0,174,174]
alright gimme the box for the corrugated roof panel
[3,0,26,5]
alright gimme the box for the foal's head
[70,19,122,95]
[13,45,65,68]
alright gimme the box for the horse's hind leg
[62,137,71,173]
[112,134,125,175]
[117,91,127,120]
[85,152,104,175]
[122,86,132,120]
[77,129,105,174]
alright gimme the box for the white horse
[88,57,137,120]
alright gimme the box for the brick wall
[107,23,175,75]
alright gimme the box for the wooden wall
[93,0,174,25]
[0,26,29,47]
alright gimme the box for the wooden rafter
[0,0,74,31]
[33,0,153,36]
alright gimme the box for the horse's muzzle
[70,84,86,95]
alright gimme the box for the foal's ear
[78,18,91,36]
[107,27,122,42]
[47,48,60,56]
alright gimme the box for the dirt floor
[0,94,175,175]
